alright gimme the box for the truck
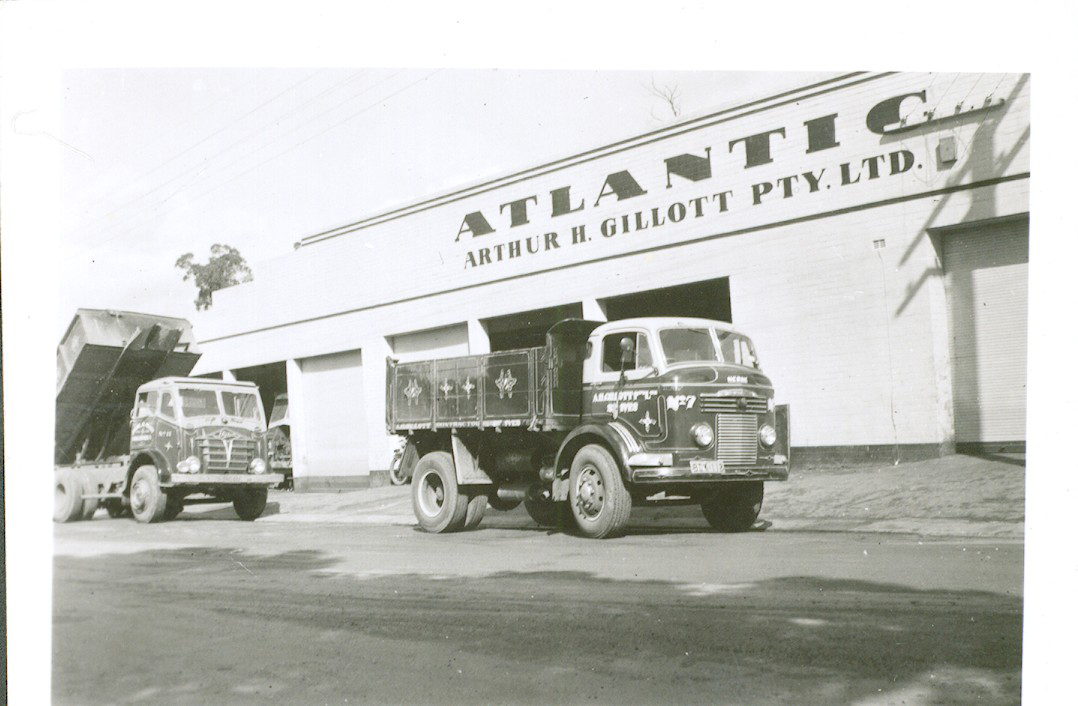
[266,393,293,489]
[54,309,282,524]
[386,317,790,539]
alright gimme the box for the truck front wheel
[700,481,763,532]
[233,488,268,521]
[568,444,632,539]
[412,451,469,533]
[54,470,86,523]
[129,465,169,523]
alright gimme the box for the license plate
[690,459,725,475]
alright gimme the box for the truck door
[129,389,159,451]
[156,391,182,468]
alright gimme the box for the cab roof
[137,376,259,391]
[590,317,741,339]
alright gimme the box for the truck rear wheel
[80,494,100,521]
[568,444,632,539]
[700,481,764,532]
[129,465,169,523]
[54,470,86,523]
[412,451,469,533]
[233,488,268,521]
[463,492,487,530]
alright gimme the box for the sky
[4,2,1078,703]
[52,67,839,337]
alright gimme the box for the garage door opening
[941,216,1028,452]
[601,277,731,322]
[483,302,583,351]
[232,361,288,421]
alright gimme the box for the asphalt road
[54,509,1023,705]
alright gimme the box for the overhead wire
[70,70,267,213]
[69,70,322,235]
[68,69,381,250]
[65,69,440,259]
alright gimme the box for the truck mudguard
[554,423,635,483]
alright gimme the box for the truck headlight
[249,458,267,474]
[759,424,777,447]
[177,456,201,473]
[691,422,714,448]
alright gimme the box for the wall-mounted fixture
[938,136,958,164]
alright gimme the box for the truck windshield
[222,391,262,420]
[179,388,221,417]
[659,328,759,369]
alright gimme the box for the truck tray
[55,309,200,465]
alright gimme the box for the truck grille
[700,394,769,414]
[197,438,256,473]
[715,414,758,465]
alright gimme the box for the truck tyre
[412,451,469,533]
[701,481,764,532]
[80,493,100,521]
[54,470,86,523]
[129,465,169,523]
[233,488,268,521]
[164,492,185,521]
[568,444,632,539]
[462,491,487,530]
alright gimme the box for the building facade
[194,72,1030,491]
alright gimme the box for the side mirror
[619,337,635,368]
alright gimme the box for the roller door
[299,349,367,476]
[943,217,1028,446]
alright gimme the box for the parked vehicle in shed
[54,309,282,523]
[386,317,790,539]
[267,393,293,489]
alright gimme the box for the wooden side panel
[434,356,482,425]
[482,351,534,421]
[392,361,435,427]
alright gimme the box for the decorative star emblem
[164,441,174,451]
[461,377,474,398]
[639,411,655,432]
[403,378,422,405]
[495,368,517,399]
[440,379,454,397]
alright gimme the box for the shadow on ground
[54,546,1022,705]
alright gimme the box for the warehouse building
[194,71,1030,491]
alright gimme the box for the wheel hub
[131,480,147,513]
[419,473,445,517]
[574,466,605,519]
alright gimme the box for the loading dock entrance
[601,277,732,322]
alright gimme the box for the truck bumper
[165,473,283,486]
[631,466,788,482]
[628,451,788,483]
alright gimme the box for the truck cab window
[135,390,158,417]
[601,332,653,372]
[159,392,176,419]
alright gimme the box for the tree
[175,244,253,310]
[646,78,682,122]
